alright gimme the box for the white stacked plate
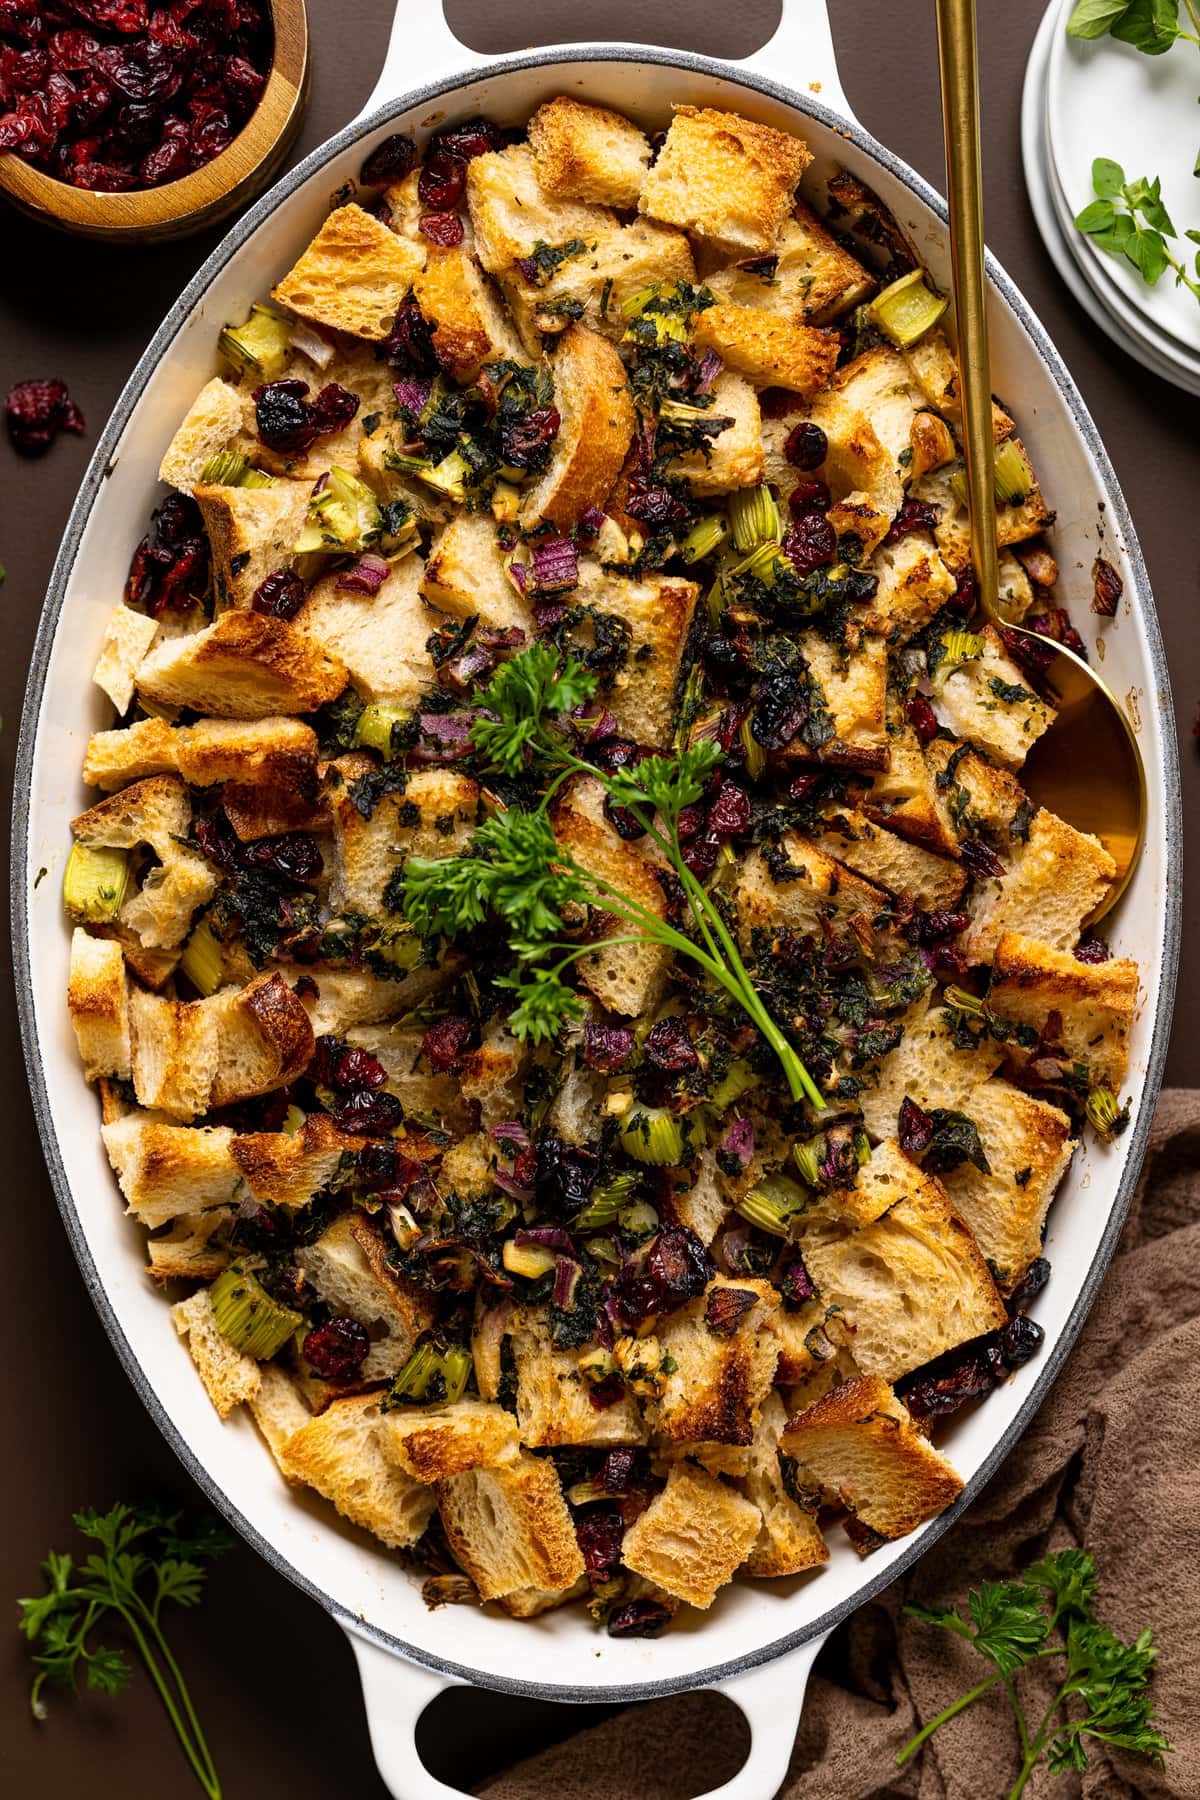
[1023,0,1200,395]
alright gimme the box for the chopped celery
[293,465,383,556]
[502,1239,557,1279]
[679,513,730,564]
[735,1173,809,1237]
[854,1129,872,1167]
[441,1346,473,1405]
[620,283,659,319]
[618,1200,660,1239]
[728,485,782,553]
[354,701,409,759]
[282,1106,306,1136]
[63,842,129,923]
[938,628,986,669]
[617,1104,701,1166]
[210,1265,303,1360]
[179,919,224,997]
[491,479,522,522]
[791,1137,824,1188]
[739,714,766,782]
[866,270,949,348]
[566,1477,610,1506]
[731,541,788,586]
[199,450,249,487]
[384,1342,444,1403]
[239,467,277,490]
[944,985,986,1019]
[949,439,1033,509]
[361,921,424,972]
[709,1058,760,1111]
[573,1170,642,1229]
[1086,1086,1127,1137]
[218,304,292,380]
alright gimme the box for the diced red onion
[695,350,723,393]
[533,600,566,630]
[578,506,606,541]
[336,552,390,595]
[507,558,529,594]
[720,1116,755,1170]
[412,711,475,762]
[515,1226,576,1255]
[394,378,433,418]
[571,703,619,743]
[582,1019,636,1073]
[530,535,579,594]
[553,1255,582,1310]
[494,1169,534,1201]
[289,322,336,369]
[491,1121,531,1151]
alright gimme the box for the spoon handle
[935,0,1002,622]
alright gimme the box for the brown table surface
[1,3,1195,1794]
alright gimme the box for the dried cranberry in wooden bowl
[0,0,309,241]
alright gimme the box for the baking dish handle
[348,1626,826,1799]
[355,1,855,127]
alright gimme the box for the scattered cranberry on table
[0,0,273,191]
[5,377,85,455]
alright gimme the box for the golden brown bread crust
[208,973,315,1108]
[988,930,1139,1091]
[435,1454,585,1601]
[620,1462,763,1608]
[639,105,811,254]
[136,612,349,718]
[527,94,651,208]
[272,202,425,341]
[692,305,840,397]
[520,324,637,531]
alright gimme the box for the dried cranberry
[418,148,466,210]
[359,130,416,185]
[68,156,140,189]
[904,1349,996,1420]
[5,377,85,456]
[93,0,149,31]
[960,837,1005,881]
[706,778,750,837]
[499,405,561,468]
[897,1095,935,1157]
[606,1598,672,1638]
[125,495,209,614]
[884,499,938,543]
[419,209,464,246]
[598,1448,637,1493]
[251,567,307,620]
[681,832,722,878]
[430,116,502,161]
[905,692,939,745]
[581,1020,636,1073]
[92,40,184,104]
[998,624,1055,681]
[1074,933,1110,965]
[779,1257,816,1307]
[645,1227,713,1310]
[534,1138,598,1215]
[253,378,313,451]
[140,132,189,182]
[587,1374,627,1411]
[303,1316,370,1381]
[908,908,970,946]
[750,668,810,751]
[381,298,439,373]
[1026,607,1087,661]
[420,1016,472,1074]
[330,1047,387,1092]
[355,1141,400,1191]
[643,1016,698,1075]
[332,1090,403,1135]
[1006,1257,1050,1315]
[240,831,323,884]
[784,420,827,470]
[293,973,319,1001]
[575,1506,625,1583]
[190,103,233,161]
[787,478,831,516]
[704,1284,757,1335]
[222,53,264,115]
[625,484,689,528]
[997,1312,1044,1369]
[782,513,837,576]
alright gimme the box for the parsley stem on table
[897,1549,1172,1792]
[17,1501,232,1798]
[398,643,824,1108]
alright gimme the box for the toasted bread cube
[83,717,178,789]
[297,1214,436,1381]
[459,1022,529,1128]
[801,634,889,771]
[863,715,960,857]
[691,304,839,397]
[124,851,217,951]
[801,1172,1007,1383]
[908,408,957,483]
[68,929,130,1082]
[552,776,670,1016]
[865,531,957,640]
[826,491,892,559]
[467,143,612,275]
[738,1393,829,1578]
[640,106,810,256]
[343,1026,471,1136]
[706,200,875,324]
[820,1137,931,1230]
[73,772,190,855]
[171,1289,262,1419]
[420,510,532,632]
[92,603,160,715]
[902,330,1014,440]
[528,95,652,208]
[413,246,523,382]
[247,1364,312,1481]
[988,931,1138,1092]
[136,612,347,719]
[146,1214,232,1284]
[621,1461,762,1609]
[914,450,1054,572]
[195,478,314,613]
[858,996,1003,1143]
[780,1374,963,1544]
[272,203,425,341]
[231,1112,376,1210]
[290,964,453,1036]
[923,737,1027,845]
[101,1113,239,1226]
[573,562,698,747]
[670,370,764,495]
[644,1278,779,1446]
[962,808,1117,963]
[520,324,636,531]
[734,833,888,946]
[293,553,436,705]
[932,624,1055,771]
[203,973,315,1109]
[813,809,965,911]
[831,346,925,476]
[178,717,318,791]
[506,218,697,353]
[666,1147,751,1246]
[437,1452,585,1601]
[385,1399,521,1482]
[128,986,221,1119]
[325,763,478,917]
[497,1576,590,1619]
[940,1079,1075,1293]
[806,389,903,518]
[512,1311,645,1448]
[280,1393,436,1548]
[159,377,248,491]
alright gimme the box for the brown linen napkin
[479,1090,1200,1800]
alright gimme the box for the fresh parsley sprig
[398,643,823,1106]
[18,1501,233,1798]
[897,1549,1172,1798]
[1076,157,1200,300]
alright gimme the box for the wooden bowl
[0,0,309,244]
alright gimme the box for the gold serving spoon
[934,0,1146,920]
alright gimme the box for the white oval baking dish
[11,5,1182,1795]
